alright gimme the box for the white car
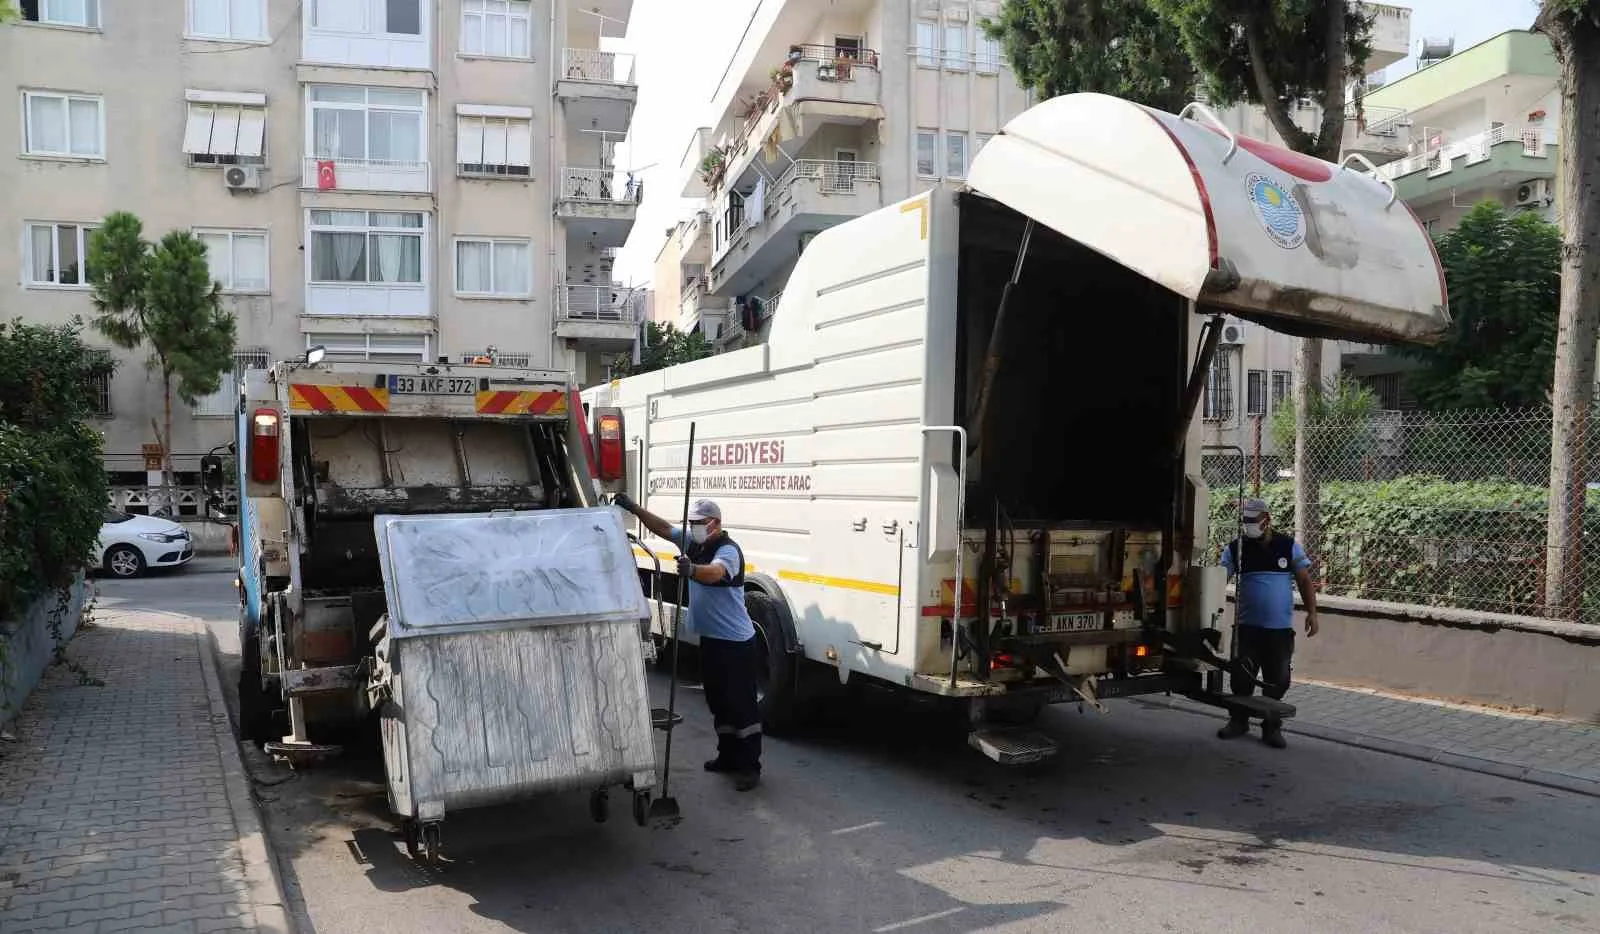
[98,511,195,578]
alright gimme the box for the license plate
[1045,612,1103,633]
[388,375,476,395]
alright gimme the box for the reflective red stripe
[295,384,335,411]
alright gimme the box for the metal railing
[558,284,641,323]
[561,48,637,84]
[1372,124,1557,181]
[787,44,881,69]
[775,159,880,195]
[559,166,643,203]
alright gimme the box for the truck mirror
[200,454,224,493]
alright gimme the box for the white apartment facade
[1,0,637,497]
[658,0,1031,348]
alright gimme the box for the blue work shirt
[1221,534,1312,630]
[670,528,754,642]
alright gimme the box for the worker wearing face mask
[1217,498,1319,749]
[613,495,762,790]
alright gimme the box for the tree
[0,2,17,23]
[1536,0,1600,617]
[1149,0,1372,561]
[89,213,236,512]
[1401,202,1560,410]
[981,0,1199,113]
[612,322,712,377]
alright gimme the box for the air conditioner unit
[1219,318,1248,345]
[1514,179,1552,207]
[223,165,262,192]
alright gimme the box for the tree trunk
[1293,339,1323,555]
[1541,12,1600,620]
[162,368,176,518]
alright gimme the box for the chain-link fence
[1202,408,1600,622]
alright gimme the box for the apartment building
[654,0,1031,348]
[1,0,637,498]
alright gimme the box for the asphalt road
[100,563,1600,934]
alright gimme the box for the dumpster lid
[375,507,649,638]
[966,92,1450,345]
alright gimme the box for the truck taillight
[595,410,625,482]
[249,408,280,484]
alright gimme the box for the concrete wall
[0,578,87,726]
[1288,596,1600,724]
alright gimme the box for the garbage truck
[584,92,1450,764]
[227,354,662,861]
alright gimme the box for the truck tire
[746,591,802,736]
[236,609,276,746]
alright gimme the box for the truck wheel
[236,610,276,745]
[746,592,801,736]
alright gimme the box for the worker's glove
[675,555,694,579]
[612,493,636,512]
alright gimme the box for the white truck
[585,93,1449,763]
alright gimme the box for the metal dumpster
[367,507,658,863]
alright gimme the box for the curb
[1143,697,1600,800]
[192,620,296,934]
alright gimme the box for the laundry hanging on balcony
[746,176,766,231]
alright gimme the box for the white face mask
[689,524,710,545]
[1243,521,1265,540]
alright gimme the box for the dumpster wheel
[589,788,609,823]
[422,822,443,868]
[401,818,421,859]
[632,790,650,827]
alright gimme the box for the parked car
[97,511,194,578]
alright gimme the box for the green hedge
[0,319,110,620]
[1207,477,1600,619]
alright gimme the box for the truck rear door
[966,92,1449,345]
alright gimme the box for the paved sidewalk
[0,606,289,932]
[1153,680,1600,796]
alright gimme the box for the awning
[967,93,1450,345]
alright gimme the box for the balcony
[1343,104,1412,161]
[708,160,880,298]
[1371,124,1558,206]
[679,275,733,338]
[556,167,640,248]
[557,49,638,134]
[555,284,640,351]
[301,0,430,70]
[303,157,431,194]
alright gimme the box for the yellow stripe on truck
[631,549,895,595]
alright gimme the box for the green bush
[0,319,110,620]
[1207,477,1600,619]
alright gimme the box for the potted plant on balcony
[699,148,727,190]
[832,54,853,81]
[770,61,794,94]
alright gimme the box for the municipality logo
[1246,173,1306,250]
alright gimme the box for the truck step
[1184,690,1297,721]
[968,727,1060,766]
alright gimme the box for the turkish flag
[316,160,337,190]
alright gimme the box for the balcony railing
[303,156,431,193]
[775,159,880,196]
[561,48,638,84]
[1371,124,1557,181]
[558,285,641,323]
[787,44,881,70]
[559,167,643,203]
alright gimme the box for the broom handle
[660,421,696,798]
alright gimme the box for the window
[915,20,937,68]
[385,0,421,35]
[833,36,862,59]
[308,0,365,31]
[188,0,265,40]
[22,91,104,158]
[308,86,426,165]
[461,0,532,58]
[308,0,420,35]
[1270,370,1292,412]
[1203,348,1236,421]
[1246,369,1267,416]
[945,132,967,178]
[977,35,1001,74]
[307,332,429,362]
[455,237,532,297]
[184,101,267,166]
[456,112,532,176]
[943,24,967,71]
[194,349,269,417]
[196,229,269,293]
[20,0,99,27]
[309,210,425,285]
[24,222,96,287]
[89,372,112,418]
[916,130,937,177]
